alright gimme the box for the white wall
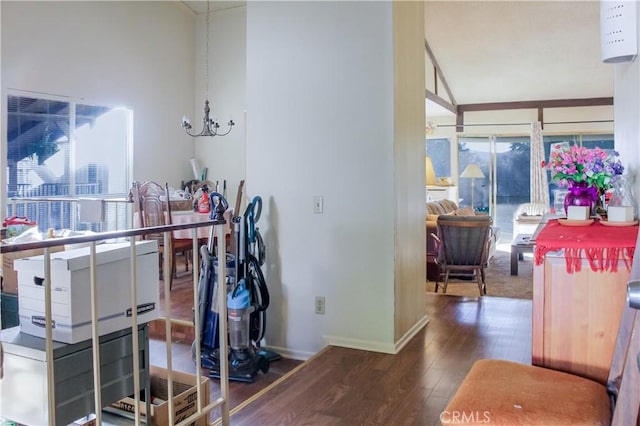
[1,1,197,192]
[247,1,400,358]
[194,5,246,208]
[613,4,640,210]
[2,0,427,360]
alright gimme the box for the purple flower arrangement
[543,145,624,190]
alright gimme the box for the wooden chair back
[132,181,169,241]
[436,215,492,269]
[131,181,174,287]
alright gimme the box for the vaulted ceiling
[424,1,613,117]
[183,1,613,119]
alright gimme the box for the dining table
[133,209,233,240]
[169,209,233,239]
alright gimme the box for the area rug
[426,246,533,299]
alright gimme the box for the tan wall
[393,0,428,345]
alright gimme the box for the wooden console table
[532,220,638,384]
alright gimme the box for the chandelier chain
[205,0,209,98]
[180,0,234,137]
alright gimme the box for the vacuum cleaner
[193,192,276,382]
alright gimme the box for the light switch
[313,196,323,214]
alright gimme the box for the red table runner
[534,220,638,273]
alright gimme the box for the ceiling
[424,1,613,117]
[183,1,613,118]
[182,1,243,14]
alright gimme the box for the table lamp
[460,163,485,209]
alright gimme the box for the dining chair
[131,181,192,289]
[164,182,195,279]
[433,215,493,296]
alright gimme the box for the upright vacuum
[193,191,277,382]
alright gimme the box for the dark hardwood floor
[229,295,532,426]
[150,255,532,425]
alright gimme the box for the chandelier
[181,1,234,137]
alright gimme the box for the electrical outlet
[315,296,325,314]
[313,196,324,214]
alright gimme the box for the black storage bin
[1,292,19,329]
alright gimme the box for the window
[543,134,614,208]
[6,92,132,231]
[426,138,451,178]
[454,133,613,242]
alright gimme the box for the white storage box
[567,205,590,220]
[607,205,634,222]
[15,241,159,344]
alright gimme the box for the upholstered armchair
[513,202,550,236]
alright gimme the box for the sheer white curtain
[530,122,550,206]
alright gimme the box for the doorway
[459,136,531,243]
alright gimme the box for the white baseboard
[324,314,430,354]
[394,314,429,352]
[262,315,430,359]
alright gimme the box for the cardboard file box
[15,241,159,344]
[1,246,65,294]
[110,365,210,426]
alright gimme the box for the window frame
[4,89,134,230]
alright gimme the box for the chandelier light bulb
[182,100,234,137]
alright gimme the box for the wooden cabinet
[532,250,630,384]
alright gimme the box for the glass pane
[7,95,70,198]
[543,134,614,214]
[6,94,131,232]
[582,134,614,150]
[496,136,531,242]
[75,104,128,195]
[459,136,532,243]
[426,138,451,178]
[458,137,490,211]
[544,136,572,209]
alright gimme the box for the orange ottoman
[442,359,611,425]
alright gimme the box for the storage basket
[170,199,193,211]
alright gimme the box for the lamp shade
[425,156,437,185]
[460,164,485,179]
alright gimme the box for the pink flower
[547,145,623,189]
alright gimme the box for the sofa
[426,199,500,281]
